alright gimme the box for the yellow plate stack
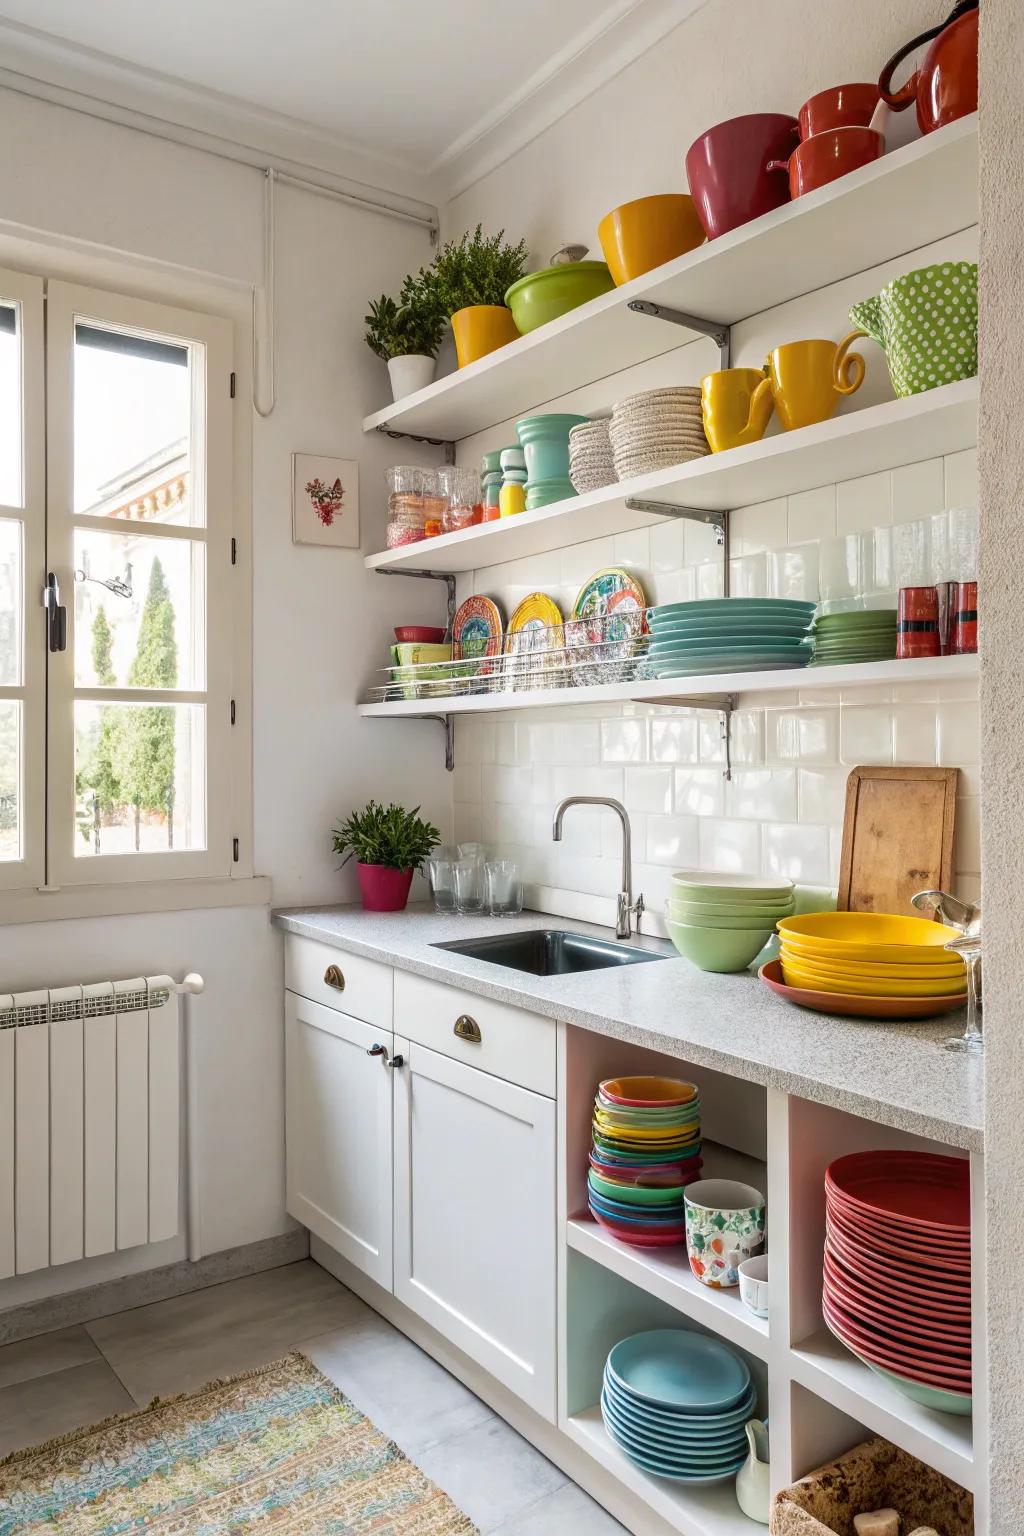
[776,913,967,998]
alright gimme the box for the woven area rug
[0,1352,477,1533]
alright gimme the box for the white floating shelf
[566,1405,760,1535]
[789,1329,974,1492]
[366,379,978,574]
[567,1217,769,1362]
[358,654,978,719]
[362,116,977,444]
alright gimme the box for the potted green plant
[365,268,446,402]
[430,224,529,368]
[332,799,441,911]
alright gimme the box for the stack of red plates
[822,1150,972,1417]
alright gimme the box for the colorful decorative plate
[572,568,648,640]
[505,592,563,657]
[452,595,503,662]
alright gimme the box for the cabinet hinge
[230,536,237,565]
[232,837,239,863]
[230,699,236,725]
[229,371,236,399]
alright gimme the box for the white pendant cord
[252,167,276,419]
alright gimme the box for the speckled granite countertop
[273,904,983,1151]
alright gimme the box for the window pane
[73,321,199,525]
[74,530,205,690]
[0,700,20,861]
[74,701,206,857]
[0,302,21,509]
[0,518,21,686]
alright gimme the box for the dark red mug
[768,126,885,200]
[798,83,880,140]
[897,586,940,659]
[949,581,978,655]
[685,113,799,240]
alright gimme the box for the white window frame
[0,266,46,892]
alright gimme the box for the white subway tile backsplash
[699,716,728,765]
[731,712,765,766]
[770,543,820,602]
[550,764,625,802]
[731,498,788,555]
[891,459,945,524]
[726,768,798,822]
[624,766,674,814]
[699,818,761,873]
[525,720,600,764]
[937,700,980,763]
[651,714,701,764]
[674,767,726,818]
[944,448,979,510]
[954,797,981,876]
[696,560,727,599]
[452,762,482,803]
[650,520,684,573]
[799,767,850,824]
[560,536,616,587]
[771,708,839,764]
[763,822,832,883]
[635,862,674,911]
[840,705,893,764]
[494,722,518,764]
[491,765,533,803]
[646,815,699,867]
[788,485,837,544]
[729,552,769,598]
[601,717,648,763]
[837,471,892,533]
[892,705,938,765]
[613,528,652,570]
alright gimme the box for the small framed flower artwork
[292,453,360,547]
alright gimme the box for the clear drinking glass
[943,933,983,1054]
[486,859,523,916]
[454,857,485,915]
[427,856,457,914]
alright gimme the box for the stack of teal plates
[601,1329,756,1484]
[808,609,898,666]
[647,599,815,678]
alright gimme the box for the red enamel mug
[768,127,885,200]
[685,113,799,239]
[798,83,880,140]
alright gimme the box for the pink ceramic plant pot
[356,863,414,912]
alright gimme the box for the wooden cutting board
[838,765,959,916]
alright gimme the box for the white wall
[0,85,451,1304]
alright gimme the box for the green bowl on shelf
[505,262,615,334]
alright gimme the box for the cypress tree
[75,605,122,850]
[116,559,178,849]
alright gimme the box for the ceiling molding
[0,16,444,214]
[431,0,712,204]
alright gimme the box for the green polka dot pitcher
[847,261,977,397]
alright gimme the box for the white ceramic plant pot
[387,354,435,401]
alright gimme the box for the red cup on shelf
[768,127,885,200]
[684,113,799,239]
[949,581,978,655]
[798,83,880,140]
[897,586,941,659]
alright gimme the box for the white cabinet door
[285,990,393,1289]
[393,1038,557,1420]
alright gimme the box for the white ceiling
[0,0,693,193]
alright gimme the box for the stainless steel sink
[432,929,665,977]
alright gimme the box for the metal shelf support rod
[631,692,737,781]
[375,424,456,464]
[627,299,731,369]
[364,711,455,771]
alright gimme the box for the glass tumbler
[486,860,523,917]
[427,856,457,914]
[454,858,485,915]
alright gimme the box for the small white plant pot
[387,354,435,401]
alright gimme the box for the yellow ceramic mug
[765,335,866,431]
[701,367,774,453]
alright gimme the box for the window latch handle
[44,573,67,653]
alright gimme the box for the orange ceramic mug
[767,127,884,200]
[765,337,866,431]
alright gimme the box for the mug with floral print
[685,1178,766,1289]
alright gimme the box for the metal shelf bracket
[627,299,731,370]
[625,497,728,546]
[369,711,455,771]
[375,424,456,464]
[630,691,737,780]
[375,567,457,628]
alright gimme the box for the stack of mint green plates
[646,599,815,678]
[809,609,897,667]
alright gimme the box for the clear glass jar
[386,466,425,549]
[421,468,446,539]
[439,465,481,534]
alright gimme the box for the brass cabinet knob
[323,964,345,991]
[454,1014,482,1044]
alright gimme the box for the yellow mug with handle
[765,335,866,431]
[701,367,774,453]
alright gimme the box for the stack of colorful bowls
[609,388,710,478]
[588,1076,702,1246]
[647,599,815,679]
[823,1150,971,1415]
[776,913,967,1007]
[601,1329,755,1484]
[808,609,897,666]
[667,872,794,974]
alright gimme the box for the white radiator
[0,973,203,1277]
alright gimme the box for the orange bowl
[598,194,705,286]
[759,959,965,1020]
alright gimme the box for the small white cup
[738,1254,769,1318]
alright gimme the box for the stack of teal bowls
[647,598,816,678]
[516,413,588,510]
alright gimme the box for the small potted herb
[332,800,441,911]
[365,268,447,401]
[430,224,529,368]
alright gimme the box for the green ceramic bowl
[665,917,772,973]
[505,262,615,334]
[668,902,793,930]
[588,1171,690,1207]
[669,896,795,918]
[671,873,794,903]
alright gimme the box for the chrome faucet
[552,796,644,939]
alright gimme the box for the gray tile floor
[0,1260,625,1533]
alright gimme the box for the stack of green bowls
[809,609,897,666]
[666,871,795,973]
